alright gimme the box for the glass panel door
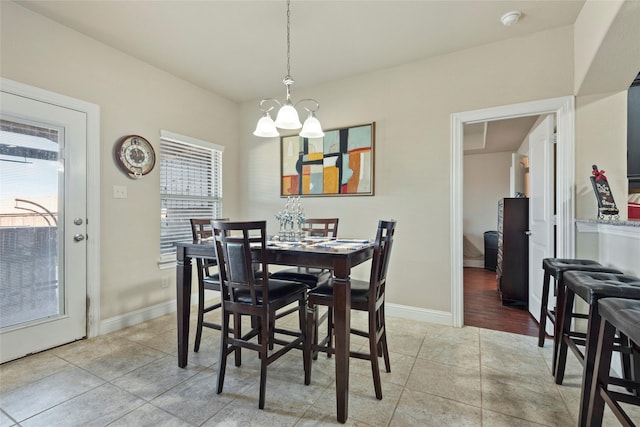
[0,90,87,363]
[0,121,62,328]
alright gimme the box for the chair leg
[233,313,242,367]
[268,315,275,350]
[555,289,575,384]
[217,311,230,395]
[300,298,311,386]
[326,307,334,358]
[369,311,383,400]
[379,305,391,373]
[305,302,315,385]
[258,315,269,410]
[538,270,551,347]
[632,341,640,396]
[194,280,205,352]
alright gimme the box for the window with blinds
[159,131,223,263]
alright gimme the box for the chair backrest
[212,220,269,307]
[190,218,229,241]
[368,220,397,304]
[303,218,339,238]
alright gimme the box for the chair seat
[586,297,640,426]
[235,278,306,304]
[309,279,370,303]
[564,271,640,304]
[270,268,331,288]
[599,297,640,344]
[542,258,620,277]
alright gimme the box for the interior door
[0,91,87,363]
[528,114,555,331]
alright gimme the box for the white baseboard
[463,259,484,268]
[100,296,455,336]
[385,303,453,326]
[99,293,201,335]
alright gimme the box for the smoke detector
[501,11,522,26]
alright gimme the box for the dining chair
[211,220,309,409]
[190,218,228,352]
[303,219,396,400]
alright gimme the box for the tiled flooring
[1,302,638,426]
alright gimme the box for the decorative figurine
[590,164,619,220]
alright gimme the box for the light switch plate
[113,185,128,199]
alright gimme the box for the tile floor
[1,303,639,426]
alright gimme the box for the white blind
[160,132,223,259]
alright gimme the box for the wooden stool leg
[553,276,566,376]
[538,270,551,347]
[578,305,601,427]
[555,288,574,384]
[586,318,616,427]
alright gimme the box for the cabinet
[496,198,529,306]
[484,231,498,271]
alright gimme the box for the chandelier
[253,0,324,138]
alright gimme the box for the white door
[528,114,555,331]
[0,91,87,363]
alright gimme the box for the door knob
[525,230,532,236]
[74,234,85,242]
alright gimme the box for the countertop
[576,219,640,228]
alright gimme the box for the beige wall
[1,2,241,319]
[575,91,629,221]
[463,152,513,255]
[239,26,574,313]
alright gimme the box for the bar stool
[538,258,622,374]
[554,271,640,426]
[586,297,640,427]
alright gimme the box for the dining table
[175,238,374,423]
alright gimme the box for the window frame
[158,130,223,269]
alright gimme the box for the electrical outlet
[113,185,127,199]
[161,277,169,288]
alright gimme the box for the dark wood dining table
[175,239,374,423]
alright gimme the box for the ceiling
[14,0,584,153]
[464,116,540,155]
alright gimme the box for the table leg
[332,265,351,423]
[177,246,192,368]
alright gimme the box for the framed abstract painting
[280,122,375,197]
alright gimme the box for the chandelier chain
[286,0,291,78]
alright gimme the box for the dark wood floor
[463,267,540,337]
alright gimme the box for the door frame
[1,78,101,338]
[451,96,575,327]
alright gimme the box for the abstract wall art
[280,122,375,197]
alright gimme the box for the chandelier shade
[299,109,324,138]
[274,102,302,129]
[255,0,323,138]
[253,111,280,137]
